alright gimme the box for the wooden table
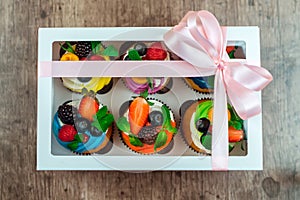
[1,0,299,199]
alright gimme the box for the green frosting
[194,100,243,132]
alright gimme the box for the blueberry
[124,55,131,60]
[77,77,92,82]
[134,42,147,56]
[195,118,210,133]
[149,111,164,126]
[75,118,91,133]
[90,126,103,137]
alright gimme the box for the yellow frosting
[62,77,111,93]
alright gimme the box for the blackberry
[75,41,92,58]
[58,104,78,125]
[138,126,160,145]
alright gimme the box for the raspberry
[58,125,77,142]
[145,42,167,60]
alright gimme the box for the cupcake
[116,96,177,154]
[184,44,246,93]
[52,91,114,154]
[180,99,244,154]
[58,41,118,94]
[119,42,173,94]
[184,76,214,93]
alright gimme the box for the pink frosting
[124,77,165,94]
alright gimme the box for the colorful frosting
[185,76,214,93]
[117,97,177,154]
[52,99,113,154]
[121,42,172,94]
[58,41,117,94]
[181,100,244,154]
[61,77,112,93]
[124,77,169,94]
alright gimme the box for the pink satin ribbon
[163,10,273,170]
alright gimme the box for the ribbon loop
[163,10,273,170]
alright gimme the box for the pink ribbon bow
[163,10,273,170]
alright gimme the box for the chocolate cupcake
[52,91,114,154]
[116,96,177,154]
[119,41,173,94]
[180,99,244,154]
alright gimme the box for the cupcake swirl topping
[58,41,118,94]
[192,100,244,153]
[121,42,172,94]
[53,90,114,154]
[117,95,177,154]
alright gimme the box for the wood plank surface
[0,0,299,199]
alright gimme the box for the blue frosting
[189,76,214,89]
[52,113,107,153]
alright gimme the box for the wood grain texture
[0,0,299,199]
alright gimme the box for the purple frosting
[125,78,165,94]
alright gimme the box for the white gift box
[37,27,262,170]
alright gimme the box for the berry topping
[124,55,131,60]
[80,57,88,61]
[138,126,161,145]
[195,118,210,133]
[78,92,99,121]
[75,41,92,58]
[149,111,163,126]
[128,97,150,135]
[58,125,77,142]
[74,118,91,133]
[90,126,103,137]
[88,55,106,61]
[58,104,78,125]
[77,77,92,83]
[146,42,167,60]
[134,42,147,56]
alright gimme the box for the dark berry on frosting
[149,111,163,126]
[138,126,160,145]
[124,55,131,60]
[90,126,103,137]
[77,77,92,83]
[75,41,92,58]
[58,104,78,125]
[74,118,91,133]
[195,118,210,133]
[134,42,147,56]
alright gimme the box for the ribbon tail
[212,69,229,170]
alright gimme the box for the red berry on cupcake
[58,125,77,142]
[146,42,167,60]
[88,55,106,61]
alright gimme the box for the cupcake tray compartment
[38,27,262,170]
